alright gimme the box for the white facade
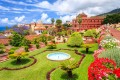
[34,30,43,35]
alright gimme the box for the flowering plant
[100,35,119,49]
[88,58,116,80]
[114,68,120,78]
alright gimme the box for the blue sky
[0,0,120,26]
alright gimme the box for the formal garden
[0,25,120,80]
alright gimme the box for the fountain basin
[47,52,71,61]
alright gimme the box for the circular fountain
[47,52,71,61]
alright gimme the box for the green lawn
[0,43,98,80]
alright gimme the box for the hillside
[98,8,120,16]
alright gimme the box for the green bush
[98,48,120,67]
[84,30,94,37]
[8,50,14,54]
[47,44,56,49]
[36,44,40,49]
[24,46,29,52]
[67,32,83,47]
[0,49,5,54]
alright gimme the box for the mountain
[98,8,120,16]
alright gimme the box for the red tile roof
[25,35,39,41]
[0,39,10,45]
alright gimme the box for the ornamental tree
[60,59,79,78]
[67,32,83,47]
[82,44,92,53]
[9,52,28,64]
[10,32,23,47]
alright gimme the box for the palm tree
[51,18,55,24]
[60,59,79,78]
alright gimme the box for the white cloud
[1,18,9,23]
[60,15,76,23]
[0,6,9,10]
[36,0,120,16]
[40,13,48,21]
[46,18,51,23]
[14,15,25,22]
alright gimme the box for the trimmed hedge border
[0,56,37,71]
[45,49,86,80]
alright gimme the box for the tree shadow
[11,58,31,65]
[61,73,78,80]
[81,50,94,54]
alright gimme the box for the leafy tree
[20,38,31,46]
[51,18,55,24]
[103,13,120,24]
[39,34,48,45]
[84,30,94,37]
[63,23,71,30]
[9,52,28,64]
[45,26,48,29]
[10,32,23,47]
[60,59,79,78]
[67,32,83,47]
[56,19,62,32]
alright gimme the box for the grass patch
[0,43,98,80]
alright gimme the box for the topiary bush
[67,32,83,47]
[98,48,120,67]
[47,44,56,49]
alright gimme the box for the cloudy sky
[0,0,120,26]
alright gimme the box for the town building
[71,13,105,31]
[25,21,54,35]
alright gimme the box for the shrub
[9,52,28,64]
[36,43,40,49]
[24,46,29,52]
[0,49,5,54]
[98,48,120,67]
[84,29,94,37]
[47,44,56,49]
[8,50,14,54]
[67,32,83,47]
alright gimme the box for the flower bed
[88,58,120,80]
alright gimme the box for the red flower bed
[114,68,120,78]
[88,58,116,80]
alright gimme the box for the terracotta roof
[25,35,39,41]
[34,27,46,30]
[0,39,10,45]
